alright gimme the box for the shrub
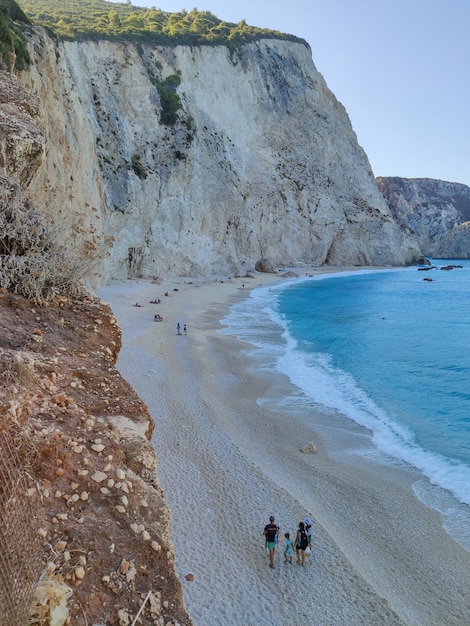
[0,175,106,305]
[156,72,182,126]
[0,0,30,70]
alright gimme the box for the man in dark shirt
[263,515,280,568]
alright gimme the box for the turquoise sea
[219,260,470,550]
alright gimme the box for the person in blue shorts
[263,515,280,569]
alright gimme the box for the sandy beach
[99,271,470,626]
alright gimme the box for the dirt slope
[0,289,191,625]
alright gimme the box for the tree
[108,10,121,31]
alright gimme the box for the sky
[117,0,470,186]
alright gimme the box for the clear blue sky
[118,0,470,186]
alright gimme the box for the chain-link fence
[0,426,43,625]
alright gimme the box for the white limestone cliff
[17,29,422,285]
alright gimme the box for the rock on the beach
[255,258,277,273]
[300,442,317,453]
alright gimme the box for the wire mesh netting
[0,426,43,626]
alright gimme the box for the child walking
[283,532,293,563]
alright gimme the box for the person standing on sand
[263,515,280,569]
[283,532,293,564]
[183,323,187,335]
[304,517,313,551]
[176,322,181,335]
[294,521,308,566]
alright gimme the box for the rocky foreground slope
[0,290,191,625]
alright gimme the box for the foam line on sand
[99,272,470,626]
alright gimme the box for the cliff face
[377,176,470,258]
[0,67,42,186]
[433,222,470,259]
[17,29,422,285]
[0,69,191,625]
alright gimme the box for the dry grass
[11,351,36,385]
[0,174,110,305]
[0,350,37,399]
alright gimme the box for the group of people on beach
[263,515,312,568]
[133,297,190,334]
[176,322,187,335]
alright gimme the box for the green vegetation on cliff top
[0,0,30,69]
[16,0,307,47]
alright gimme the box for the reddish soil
[0,290,191,625]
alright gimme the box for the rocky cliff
[0,69,191,625]
[16,28,422,286]
[377,176,470,258]
[433,221,470,258]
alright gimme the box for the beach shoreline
[99,269,470,626]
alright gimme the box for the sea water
[219,261,470,550]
